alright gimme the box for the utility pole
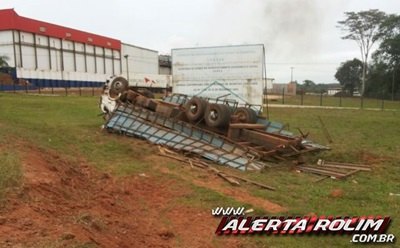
[124,54,129,81]
[290,67,294,83]
[392,66,396,101]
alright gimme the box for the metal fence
[0,80,104,96]
[264,90,400,110]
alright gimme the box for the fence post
[320,91,323,106]
[301,89,304,105]
[360,96,364,109]
[65,81,68,96]
[282,88,285,104]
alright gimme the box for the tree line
[335,9,400,99]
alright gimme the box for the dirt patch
[359,151,391,165]
[187,175,285,213]
[0,144,241,247]
[329,188,344,198]
[154,156,287,214]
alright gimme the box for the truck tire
[185,97,207,122]
[204,103,231,128]
[234,107,258,123]
[110,77,129,96]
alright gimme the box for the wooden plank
[297,166,346,178]
[227,174,276,191]
[273,155,287,161]
[229,123,266,129]
[217,173,240,186]
[237,141,252,145]
[341,169,361,178]
[322,164,371,171]
[250,145,266,150]
[324,161,371,168]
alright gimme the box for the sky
[1,0,399,84]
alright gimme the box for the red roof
[0,9,121,50]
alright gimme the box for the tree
[0,55,9,67]
[335,58,363,96]
[371,14,400,100]
[366,62,393,98]
[337,9,387,96]
[303,80,316,87]
[375,14,400,66]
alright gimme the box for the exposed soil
[0,144,243,247]
[156,164,286,214]
[329,188,344,198]
[359,151,391,165]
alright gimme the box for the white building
[0,9,160,89]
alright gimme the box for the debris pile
[296,159,372,181]
[100,76,330,172]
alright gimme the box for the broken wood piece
[313,176,330,183]
[189,159,194,169]
[225,174,276,191]
[289,145,300,153]
[217,172,240,186]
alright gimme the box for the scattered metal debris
[297,159,372,180]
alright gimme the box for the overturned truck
[100,77,328,171]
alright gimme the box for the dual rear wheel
[184,97,258,128]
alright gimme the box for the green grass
[0,92,399,247]
[271,94,400,110]
[0,151,22,200]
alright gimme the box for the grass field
[269,94,400,110]
[0,92,399,247]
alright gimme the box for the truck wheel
[185,97,207,122]
[204,104,231,128]
[110,77,129,96]
[234,107,258,123]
